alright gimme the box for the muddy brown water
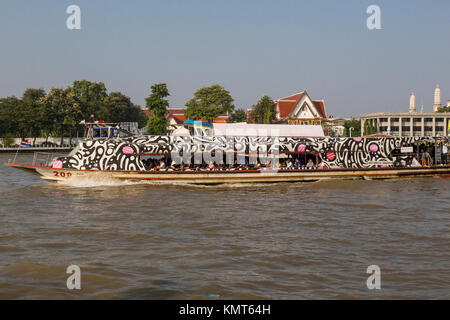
[0,154,449,299]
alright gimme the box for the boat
[3,121,450,184]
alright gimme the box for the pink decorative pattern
[353,138,362,142]
[122,146,134,155]
[369,144,379,153]
[297,144,306,152]
[52,160,63,169]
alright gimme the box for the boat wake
[56,176,322,189]
[56,176,137,188]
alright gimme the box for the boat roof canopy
[213,123,325,137]
[183,120,212,127]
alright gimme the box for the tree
[40,88,81,145]
[68,80,108,121]
[437,106,450,113]
[105,92,143,124]
[184,84,235,123]
[0,97,23,137]
[145,83,170,135]
[2,133,15,147]
[230,109,247,123]
[363,119,378,136]
[344,118,361,137]
[249,95,276,124]
[22,88,46,144]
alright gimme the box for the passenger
[441,141,448,165]
[255,160,261,169]
[158,160,166,170]
[208,161,216,170]
[411,156,421,167]
[295,159,302,169]
[143,158,153,170]
[286,160,294,169]
[317,160,325,169]
[306,159,315,169]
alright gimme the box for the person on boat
[277,160,283,169]
[306,159,315,169]
[208,161,216,170]
[317,160,325,169]
[411,156,421,167]
[295,158,302,169]
[158,160,166,170]
[255,160,261,169]
[286,159,294,169]
[442,141,448,165]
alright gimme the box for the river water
[0,154,449,299]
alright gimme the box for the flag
[19,140,31,148]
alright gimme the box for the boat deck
[4,162,450,184]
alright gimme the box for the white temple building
[361,84,450,137]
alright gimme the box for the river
[0,154,449,299]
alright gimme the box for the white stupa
[409,92,416,113]
[433,84,441,112]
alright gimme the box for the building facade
[273,91,327,125]
[361,85,450,137]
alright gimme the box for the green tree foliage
[437,106,450,113]
[40,88,81,145]
[22,88,46,143]
[145,83,170,135]
[0,81,148,141]
[2,133,15,147]
[363,119,378,136]
[344,118,362,137]
[229,109,247,123]
[184,84,235,123]
[249,95,276,124]
[68,80,108,121]
[0,96,24,137]
[105,92,145,125]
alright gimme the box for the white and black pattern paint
[56,135,443,170]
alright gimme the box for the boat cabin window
[92,128,119,138]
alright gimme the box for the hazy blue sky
[0,0,449,117]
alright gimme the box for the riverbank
[0,147,73,153]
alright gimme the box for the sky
[0,0,449,118]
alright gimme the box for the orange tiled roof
[276,92,305,118]
[275,91,327,119]
[312,100,327,118]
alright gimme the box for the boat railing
[32,152,56,167]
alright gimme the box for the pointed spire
[434,83,441,112]
[409,91,416,113]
